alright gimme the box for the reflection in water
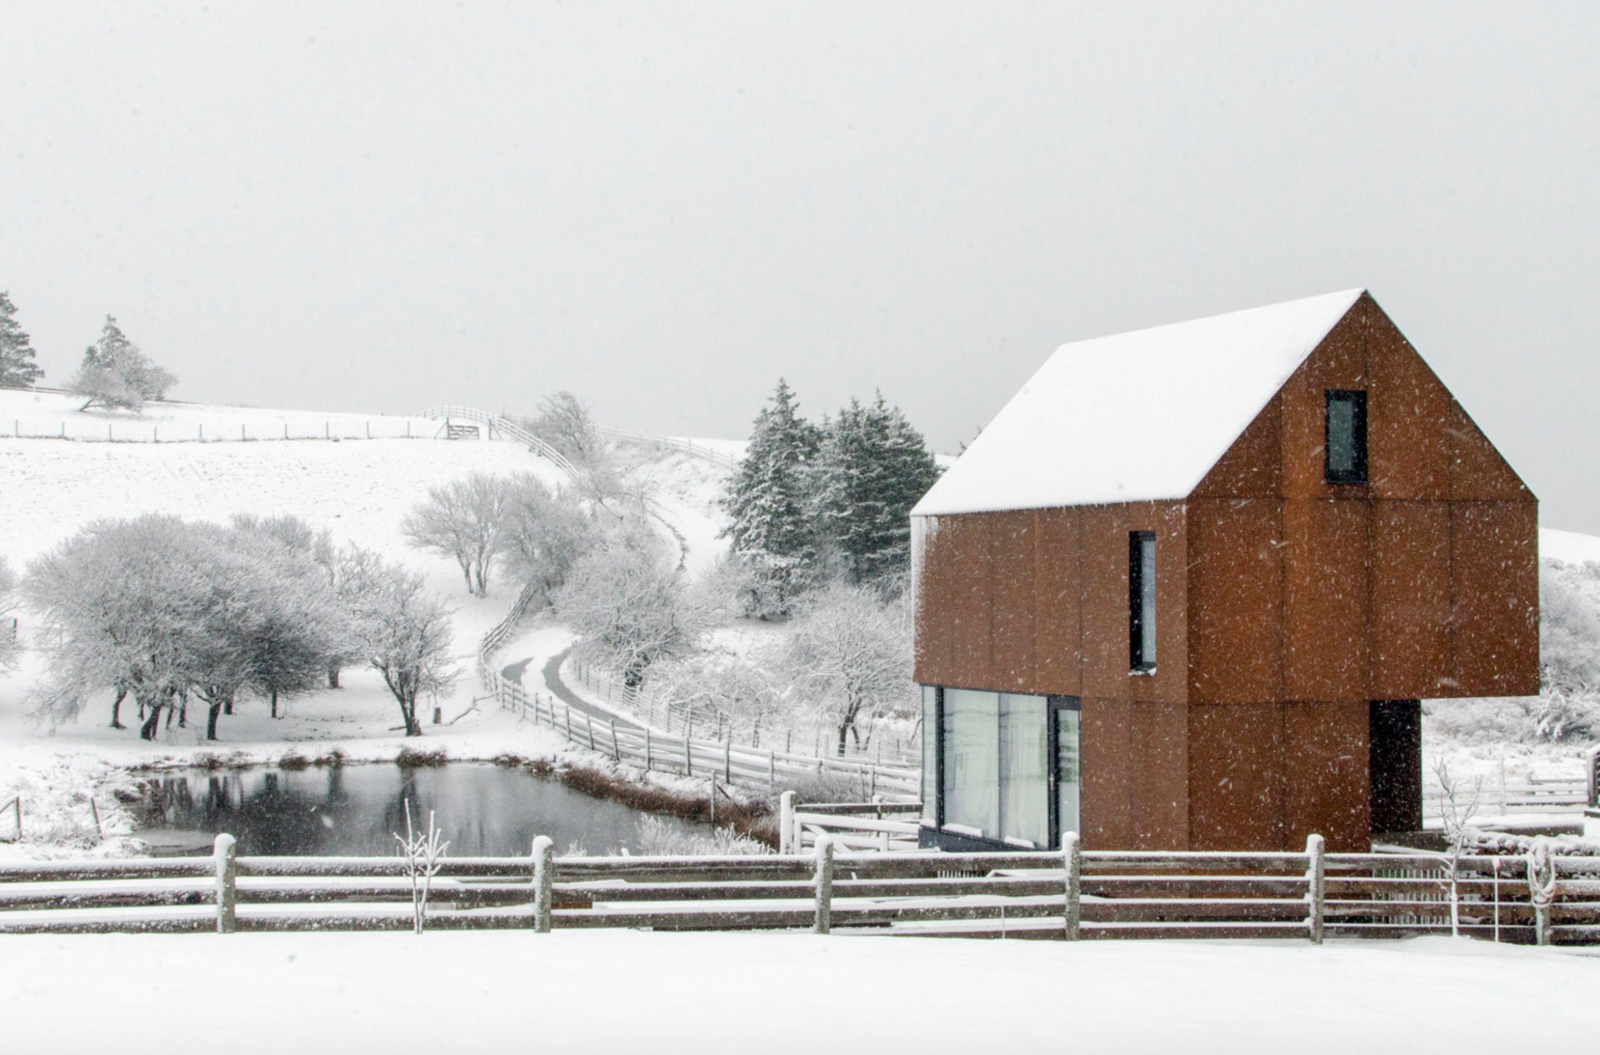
[138,763,694,856]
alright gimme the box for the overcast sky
[3,3,1598,529]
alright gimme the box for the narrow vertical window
[1129,531,1156,672]
[1050,698,1081,848]
[1325,389,1368,484]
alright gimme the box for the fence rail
[5,834,1598,943]
[596,425,741,469]
[418,405,578,478]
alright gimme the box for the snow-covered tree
[722,379,823,618]
[402,472,512,597]
[554,535,705,689]
[25,516,215,738]
[1532,560,1600,741]
[338,549,457,736]
[810,393,941,586]
[780,582,914,755]
[66,316,177,412]
[0,557,20,670]
[499,473,595,607]
[0,291,44,389]
[529,391,604,466]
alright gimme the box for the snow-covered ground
[0,930,1594,1054]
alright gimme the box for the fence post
[532,835,554,933]
[1063,832,1080,941]
[780,791,796,854]
[724,739,732,783]
[813,836,834,935]
[683,732,693,776]
[214,833,237,934]
[608,719,619,761]
[644,727,652,770]
[1305,833,1325,945]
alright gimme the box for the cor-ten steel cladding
[912,293,1538,853]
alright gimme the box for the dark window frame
[925,685,1081,851]
[1129,531,1156,672]
[1324,389,1368,485]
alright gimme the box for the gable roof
[912,289,1366,517]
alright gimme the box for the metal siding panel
[1081,505,1131,700]
[1187,703,1286,851]
[1282,498,1369,702]
[1191,393,1282,499]
[1034,507,1083,696]
[1186,498,1284,705]
[1279,306,1367,500]
[912,516,953,686]
[947,514,995,690]
[1366,310,1451,500]
[1080,696,1131,850]
[1282,700,1370,853]
[1448,401,1533,500]
[989,509,1036,691]
[1370,501,1453,698]
[1451,501,1541,696]
[1130,701,1189,850]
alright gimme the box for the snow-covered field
[0,930,1594,1054]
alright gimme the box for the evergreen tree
[0,291,44,389]
[721,380,823,616]
[68,316,177,411]
[811,392,941,585]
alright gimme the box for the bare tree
[781,582,914,756]
[529,391,603,466]
[499,473,596,607]
[1433,758,1484,938]
[0,557,20,670]
[553,537,704,690]
[339,549,457,736]
[401,473,511,597]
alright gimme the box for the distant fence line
[417,406,578,478]
[596,425,740,470]
[7,416,438,444]
[4,832,1598,944]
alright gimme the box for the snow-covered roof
[912,289,1366,516]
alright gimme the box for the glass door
[1048,697,1082,849]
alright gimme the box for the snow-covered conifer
[0,291,44,389]
[721,379,823,617]
[810,392,940,585]
[66,316,177,412]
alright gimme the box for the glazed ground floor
[919,686,1421,854]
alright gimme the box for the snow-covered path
[1,931,1594,1054]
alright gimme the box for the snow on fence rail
[596,425,740,469]
[6,415,435,443]
[4,834,1598,943]
[778,794,923,854]
[418,405,578,477]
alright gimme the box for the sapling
[394,802,448,934]
[1432,759,1483,937]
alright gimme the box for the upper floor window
[1325,389,1367,484]
[1129,531,1156,672]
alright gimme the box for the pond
[133,762,699,857]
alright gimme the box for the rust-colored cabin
[911,290,1537,854]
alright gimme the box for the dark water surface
[136,762,695,856]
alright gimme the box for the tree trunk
[461,561,473,593]
[224,697,233,715]
[177,692,187,728]
[328,665,341,689]
[401,698,422,737]
[207,700,223,741]
[271,687,279,718]
[139,702,163,741]
[110,687,127,730]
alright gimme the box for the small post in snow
[780,791,796,854]
[1062,831,1080,941]
[214,833,237,934]
[1305,833,1325,945]
[813,835,834,935]
[532,835,554,933]
[644,727,652,770]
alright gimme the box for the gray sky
[3,3,1598,530]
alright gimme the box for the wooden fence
[3,834,1597,943]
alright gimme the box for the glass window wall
[1000,694,1049,847]
[921,686,939,828]
[941,689,999,836]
